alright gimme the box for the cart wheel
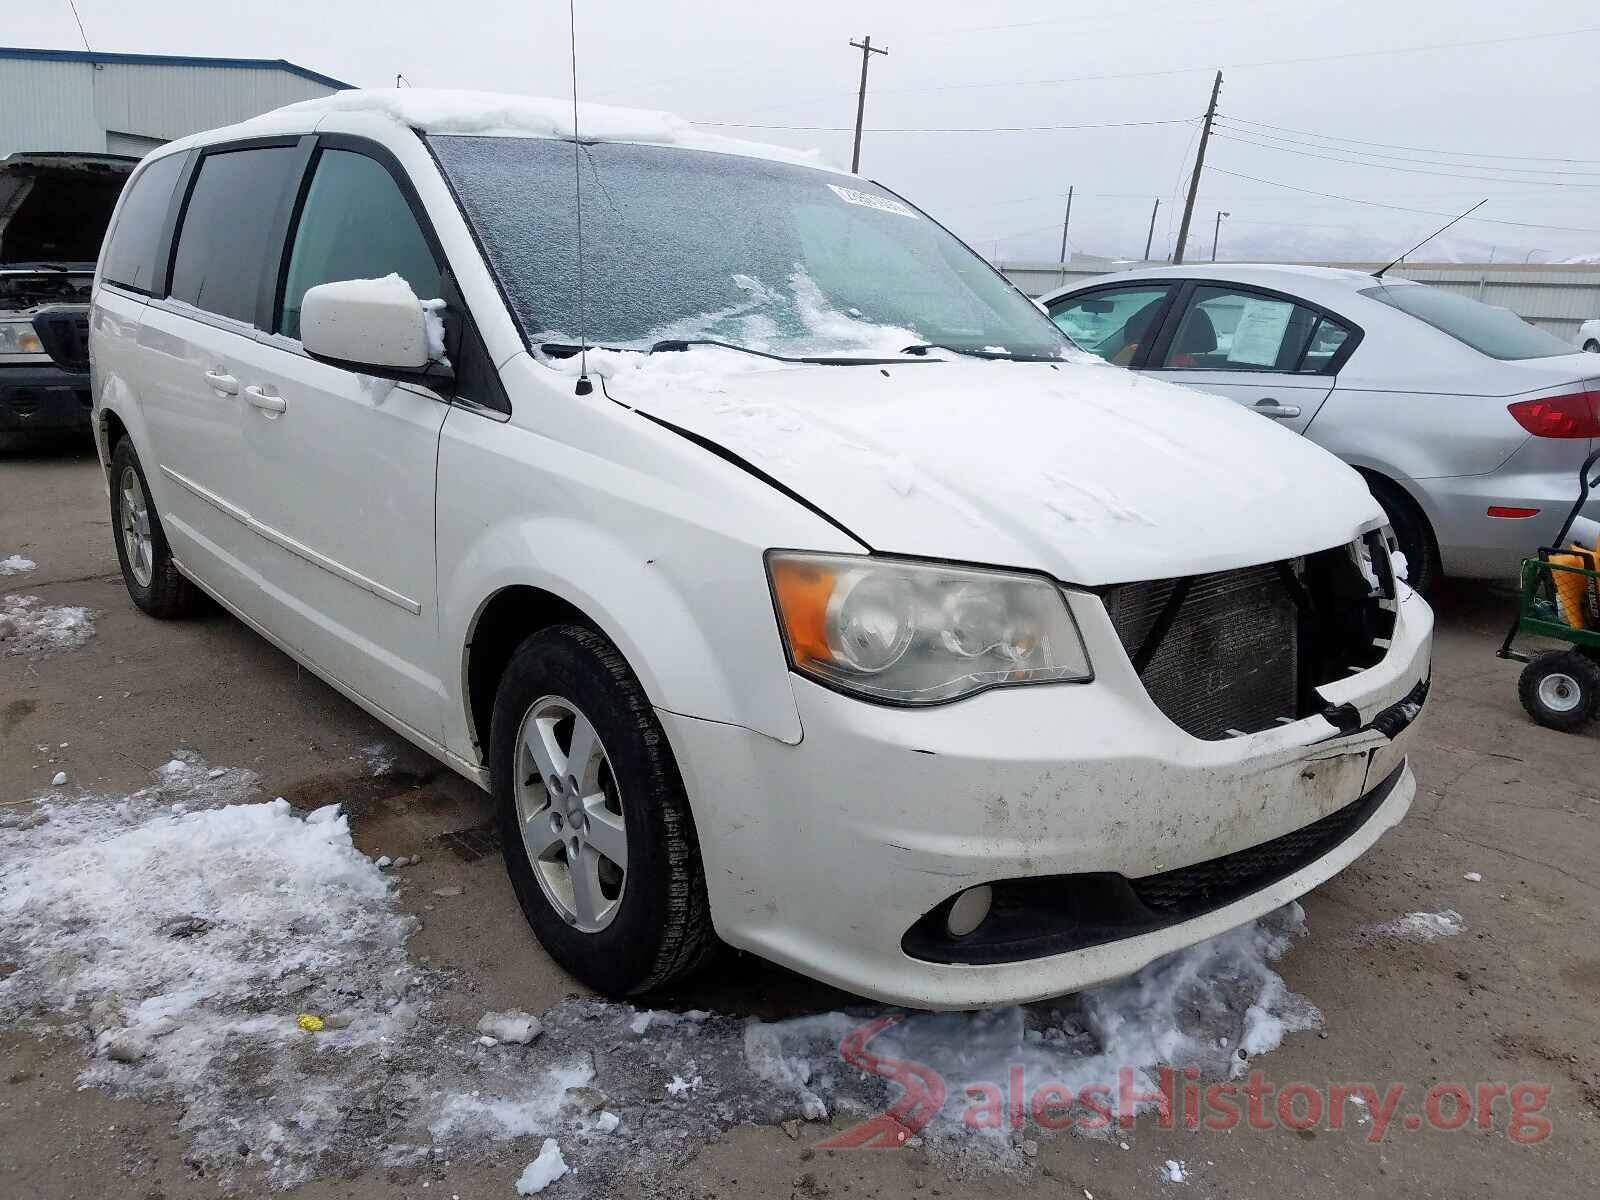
[1518,650,1600,732]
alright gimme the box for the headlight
[0,318,45,355]
[766,551,1092,704]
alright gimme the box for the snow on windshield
[429,135,1066,361]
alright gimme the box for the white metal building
[0,47,349,160]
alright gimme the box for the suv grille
[1104,563,1300,740]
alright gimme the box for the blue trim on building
[0,46,352,91]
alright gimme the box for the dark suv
[1,152,133,435]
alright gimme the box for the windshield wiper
[899,342,1061,362]
[648,338,916,367]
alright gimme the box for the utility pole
[1143,199,1160,262]
[1057,186,1074,284]
[1173,70,1223,265]
[848,36,889,174]
[1211,210,1229,261]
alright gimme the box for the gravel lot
[2,433,1596,1200]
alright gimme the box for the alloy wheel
[513,695,628,932]
[119,465,154,588]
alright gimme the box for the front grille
[1105,563,1299,739]
[30,308,90,372]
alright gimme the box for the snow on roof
[265,88,835,171]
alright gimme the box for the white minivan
[90,90,1433,1009]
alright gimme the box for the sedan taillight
[1507,391,1600,438]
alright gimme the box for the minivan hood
[0,152,133,267]
[610,354,1383,585]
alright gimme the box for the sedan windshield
[428,135,1067,360]
[1359,281,1574,361]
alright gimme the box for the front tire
[490,623,717,996]
[1518,650,1600,732]
[1583,340,1599,353]
[109,437,202,619]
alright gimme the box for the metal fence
[999,260,1600,341]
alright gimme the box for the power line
[1214,119,1600,177]
[694,117,1195,134]
[1213,132,1600,188]
[1204,166,1600,235]
[1217,114,1600,166]
[862,24,1600,97]
[64,0,91,51]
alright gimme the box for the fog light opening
[945,884,993,938]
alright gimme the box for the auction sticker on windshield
[827,183,920,219]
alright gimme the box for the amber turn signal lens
[770,557,836,665]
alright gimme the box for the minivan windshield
[1359,281,1574,361]
[428,135,1068,361]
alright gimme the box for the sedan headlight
[0,318,45,355]
[766,551,1092,704]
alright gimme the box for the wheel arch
[462,584,593,764]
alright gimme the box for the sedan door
[1141,283,1353,436]
[238,141,451,739]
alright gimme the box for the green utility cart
[1498,448,1600,732]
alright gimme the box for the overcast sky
[13,0,1600,263]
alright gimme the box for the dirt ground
[2,432,1597,1200]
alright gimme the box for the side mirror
[301,275,452,389]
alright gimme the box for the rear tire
[1365,475,1440,597]
[1583,340,1599,353]
[109,437,203,619]
[1518,650,1600,732]
[490,623,717,996]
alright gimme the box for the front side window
[278,149,440,340]
[1048,285,1173,365]
[1162,286,1316,372]
[1360,281,1571,360]
[427,135,1068,361]
[101,153,184,292]
[169,146,298,324]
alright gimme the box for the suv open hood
[617,356,1384,586]
[0,152,134,267]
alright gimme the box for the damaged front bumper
[659,585,1432,1010]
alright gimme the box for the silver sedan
[1041,264,1600,593]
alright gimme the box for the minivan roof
[173,87,840,174]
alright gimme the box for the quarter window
[277,149,440,340]
[101,153,185,292]
[1048,285,1174,364]
[169,146,299,325]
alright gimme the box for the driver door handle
[203,369,238,395]
[244,384,286,414]
[1253,398,1301,419]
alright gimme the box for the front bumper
[0,363,92,432]
[660,586,1432,1010]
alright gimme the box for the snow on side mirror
[301,275,442,374]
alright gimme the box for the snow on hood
[572,350,1382,584]
[262,88,832,171]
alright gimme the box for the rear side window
[277,149,440,340]
[1359,282,1571,360]
[101,153,184,292]
[169,146,298,325]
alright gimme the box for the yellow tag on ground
[296,1013,325,1032]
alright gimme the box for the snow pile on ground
[1,754,1322,1192]
[0,593,94,655]
[515,1138,569,1195]
[0,553,35,575]
[1161,1158,1188,1183]
[1363,909,1465,942]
